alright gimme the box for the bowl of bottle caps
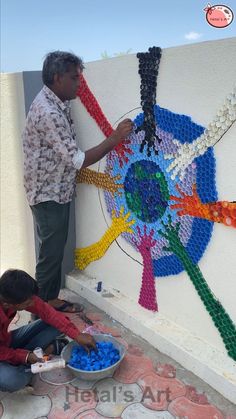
[61,334,126,380]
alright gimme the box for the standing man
[23,51,133,313]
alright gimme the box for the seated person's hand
[75,333,97,353]
[26,352,43,364]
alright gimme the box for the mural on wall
[75,47,236,360]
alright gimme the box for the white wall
[0,73,35,275]
[73,37,236,352]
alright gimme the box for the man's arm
[0,345,29,365]
[29,296,80,340]
[29,296,96,351]
[39,113,133,170]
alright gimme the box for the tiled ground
[1,289,236,419]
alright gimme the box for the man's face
[56,65,81,101]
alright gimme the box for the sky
[1,0,235,73]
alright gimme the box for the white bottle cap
[33,347,44,358]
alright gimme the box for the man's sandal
[55,300,84,313]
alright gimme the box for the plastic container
[61,334,126,381]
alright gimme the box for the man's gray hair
[42,51,84,86]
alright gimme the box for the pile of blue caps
[68,341,120,371]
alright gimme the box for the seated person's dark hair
[0,269,38,304]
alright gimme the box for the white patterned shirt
[23,85,85,206]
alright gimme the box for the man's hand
[111,119,133,144]
[75,333,97,353]
[27,352,43,364]
[82,119,133,168]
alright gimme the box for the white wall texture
[72,38,236,353]
[0,73,35,275]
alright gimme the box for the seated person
[0,269,96,392]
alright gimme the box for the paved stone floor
[0,289,235,419]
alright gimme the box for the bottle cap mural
[75,47,236,361]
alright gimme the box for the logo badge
[204,3,234,28]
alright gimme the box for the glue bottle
[31,358,66,374]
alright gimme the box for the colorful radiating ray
[171,184,236,228]
[75,207,134,270]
